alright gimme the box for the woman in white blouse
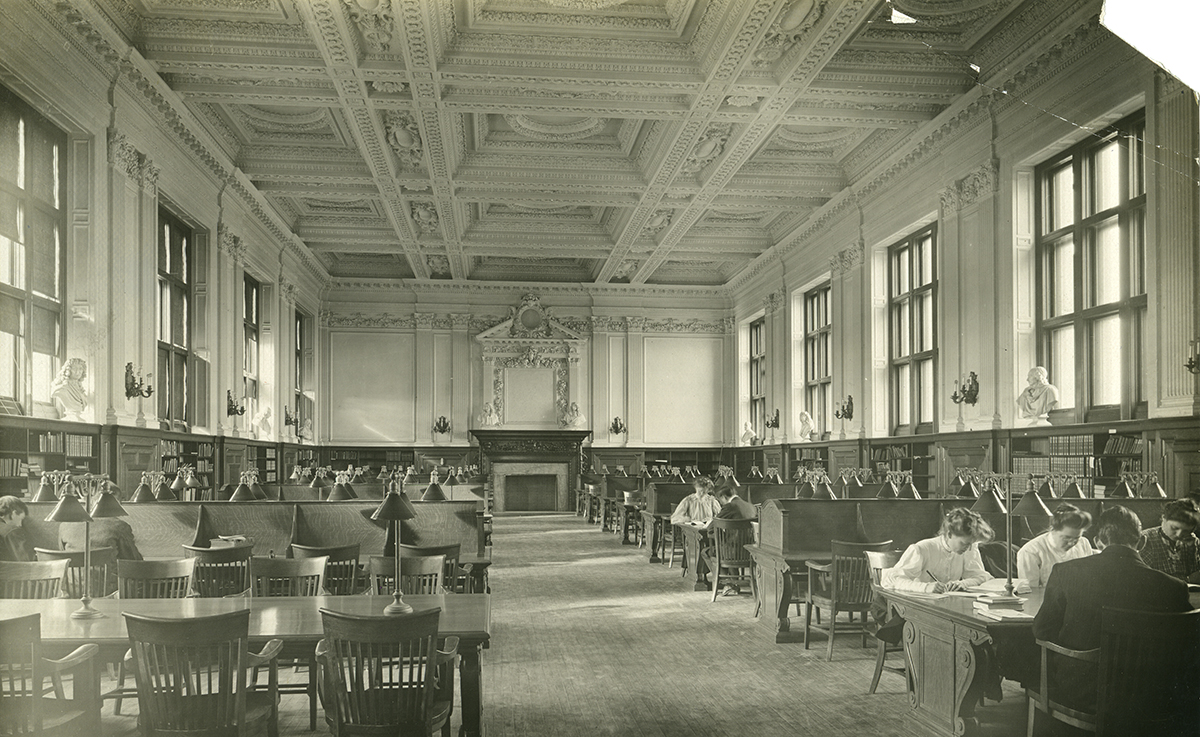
[882,508,994,592]
[1017,503,1094,588]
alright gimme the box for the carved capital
[280,280,298,305]
[413,312,435,329]
[139,155,160,194]
[763,292,784,316]
[625,316,647,331]
[940,184,961,213]
[217,225,246,264]
[959,159,999,206]
[107,129,140,179]
[450,313,472,329]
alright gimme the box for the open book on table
[967,578,1031,595]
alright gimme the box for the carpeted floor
[100,511,1033,736]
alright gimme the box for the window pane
[157,348,170,419]
[919,359,933,423]
[26,123,58,205]
[171,287,185,346]
[895,364,910,426]
[1133,309,1145,405]
[1127,129,1144,198]
[1048,236,1074,318]
[1129,208,1145,296]
[1090,315,1121,406]
[0,190,17,238]
[1086,217,1120,307]
[1049,163,1074,230]
[171,351,187,425]
[27,208,58,299]
[917,291,934,352]
[895,299,910,356]
[1049,326,1075,410]
[1086,138,1120,216]
[894,247,910,294]
[917,235,933,286]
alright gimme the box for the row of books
[0,458,31,477]
[1102,435,1145,455]
[159,440,215,458]
[1048,434,1095,455]
[32,432,96,455]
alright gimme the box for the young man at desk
[1033,506,1190,711]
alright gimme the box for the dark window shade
[0,294,22,334]
[27,123,57,205]
[0,101,18,186]
[28,210,58,299]
[0,191,17,237]
[191,354,208,428]
[30,305,56,354]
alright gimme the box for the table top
[743,544,831,565]
[883,586,1046,629]
[0,594,491,648]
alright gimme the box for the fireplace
[471,430,591,513]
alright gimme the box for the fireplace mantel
[471,430,591,512]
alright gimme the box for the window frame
[0,85,67,416]
[887,224,938,436]
[242,272,260,423]
[156,206,192,432]
[748,316,766,440]
[1033,110,1147,423]
[802,282,832,440]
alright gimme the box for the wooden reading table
[3,594,492,737]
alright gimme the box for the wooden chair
[109,558,197,716]
[400,543,462,592]
[124,609,282,737]
[116,558,196,599]
[291,543,362,595]
[0,560,68,599]
[699,518,755,602]
[804,539,894,661]
[1026,639,1099,736]
[666,523,686,571]
[315,607,459,737]
[34,546,119,598]
[182,543,254,597]
[864,549,905,694]
[0,613,101,737]
[367,555,446,595]
[1095,607,1200,737]
[251,555,326,597]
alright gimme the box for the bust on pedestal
[1017,366,1059,426]
[50,358,88,421]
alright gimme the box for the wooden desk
[744,544,829,643]
[3,594,491,737]
[640,511,669,563]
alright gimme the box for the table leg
[895,603,987,737]
[620,505,635,545]
[685,532,709,591]
[645,516,662,562]
[458,641,485,737]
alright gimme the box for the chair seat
[136,690,278,734]
[324,688,451,733]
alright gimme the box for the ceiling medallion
[753,0,825,67]
[385,112,423,169]
[411,203,439,233]
[502,114,609,142]
[343,0,395,52]
[680,124,732,174]
[426,254,451,278]
[643,209,672,235]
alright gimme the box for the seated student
[670,476,721,527]
[881,508,994,592]
[713,486,756,522]
[1033,505,1190,711]
[1136,498,1200,582]
[0,496,33,562]
[60,517,144,562]
[1017,503,1094,588]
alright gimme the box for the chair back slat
[252,555,326,597]
[34,547,119,598]
[318,608,441,732]
[0,614,43,734]
[829,540,893,607]
[124,610,251,734]
[183,544,253,597]
[1097,606,1200,736]
[400,543,462,593]
[711,519,754,566]
[0,560,68,599]
[292,543,361,595]
[118,558,196,599]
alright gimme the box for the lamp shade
[32,478,58,502]
[1109,479,1135,499]
[949,474,964,497]
[811,478,837,500]
[376,467,390,481]
[185,473,202,490]
[958,478,981,499]
[130,482,157,503]
[155,481,177,501]
[290,466,303,482]
[897,480,922,500]
[832,475,846,497]
[1012,491,1053,518]
[1036,478,1057,499]
[970,488,1008,515]
[402,469,416,484]
[170,474,186,492]
[766,471,783,484]
[250,481,268,500]
[421,482,447,501]
[372,490,417,521]
[796,478,814,499]
[1138,479,1167,499]
[725,474,741,489]
[309,473,328,489]
[876,480,899,499]
[229,483,257,502]
[91,487,128,518]
[1061,480,1085,499]
[455,470,467,484]
[326,483,353,501]
[45,492,91,523]
[845,475,865,495]
[748,467,764,480]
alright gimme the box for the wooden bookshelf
[0,417,103,497]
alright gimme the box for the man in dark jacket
[1032,505,1190,711]
[713,486,756,522]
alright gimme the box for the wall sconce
[951,371,980,405]
[226,390,246,417]
[765,409,780,429]
[608,416,626,435]
[1186,338,1200,374]
[432,415,450,434]
[834,395,854,421]
[283,405,296,426]
[124,363,153,399]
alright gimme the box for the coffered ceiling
[91,0,1055,286]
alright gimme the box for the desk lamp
[326,470,354,501]
[229,472,257,502]
[422,470,447,501]
[371,483,418,615]
[32,470,66,503]
[130,472,157,503]
[155,473,177,501]
[897,473,921,500]
[811,473,837,500]
[876,474,900,499]
[45,475,127,619]
[796,470,815,499]
[1060,475,1085,499]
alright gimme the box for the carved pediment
[475,293,584,347]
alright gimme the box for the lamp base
[383,591,413,616]
[71,597,105,620]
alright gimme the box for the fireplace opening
[505,474,557,511]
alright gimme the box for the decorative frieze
[450,313,472,329]
[139,156,160,194]
[829,241,864,275]
[321,311,416,329]
[413,312,435,329]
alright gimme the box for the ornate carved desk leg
[620,505,635,545]
[894,602,985,737]
[458,641,485,737]
[646,515,662,563]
